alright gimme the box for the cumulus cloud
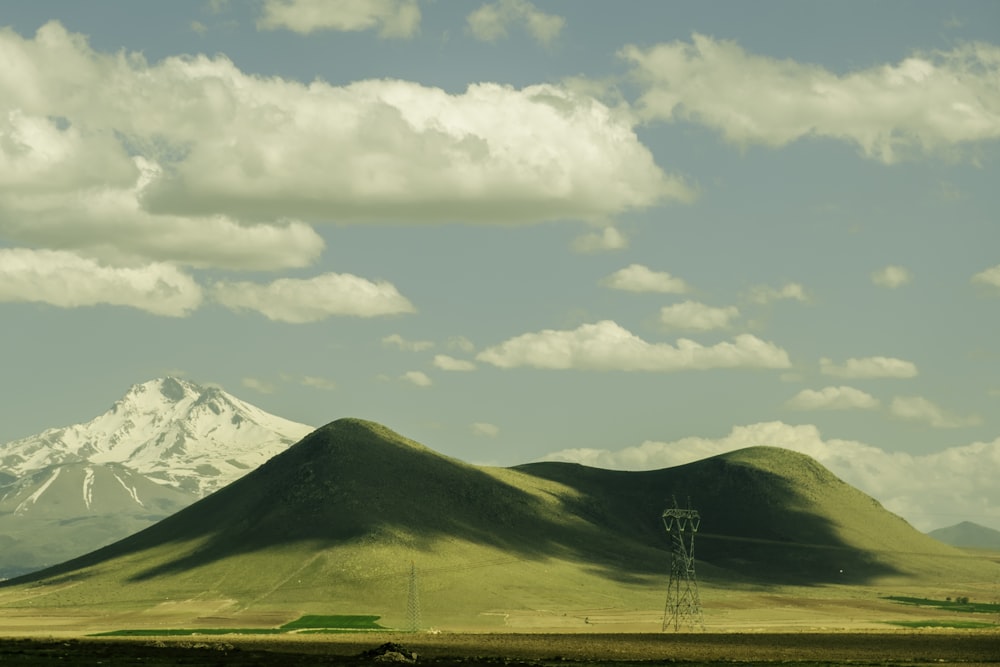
[624,34,1000,162]
[433,354,477,371]
[471,422,500,437]
[541,421,1000,532]
[871,265,913,289]
[467,0,565,46]
[476,320,790,371]
[0,248,202,317]
[971,264,1000,289]
[0,22,690,274]
[820,356,918,379]
[212,273,415,323]
[601,264,690,294]
[382,333,434,351]
[258,0,420,38]
[402,370,432,387]
[747,282,808,304]
[571,227,628,253]
[659,301,739,331]
[786,386,880,411]
[890,396,982,429]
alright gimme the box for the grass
[885,595,1000,614]
[92,614,385,637]
[278,614,384,630]
[92,628,285,636]
[885,619,998,629]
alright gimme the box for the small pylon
[661,497,704,632]
[406,561,421,632]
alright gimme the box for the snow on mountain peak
[0,378,315,496]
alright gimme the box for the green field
[885,619,997,629]
[885,595,1000,614]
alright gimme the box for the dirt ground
[2,583,998,665]
[1,631,999,666]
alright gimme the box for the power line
[661,497,703,632]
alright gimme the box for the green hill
[0,419,993,627]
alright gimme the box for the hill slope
[1,419,993,625]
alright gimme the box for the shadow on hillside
[2,421,902,591]
[516,454,903,586]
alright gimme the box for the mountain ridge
[0,377,314,496]
[6,418,994,625]
[0,377,315,578]
[928,521,1000,549]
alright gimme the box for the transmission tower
[661,498,704,632]
[406,561,422,632]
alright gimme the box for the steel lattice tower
[406,561,421,632]
[661,499,704,632]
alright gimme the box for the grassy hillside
[1,419,994,627]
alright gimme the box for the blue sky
[1,1,999,532]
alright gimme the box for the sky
[1,0,999,533]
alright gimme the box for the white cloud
[0,22,690,274]
[571,227,628,253]
[820,356,918,379]
[242,377,276,394]
[477,320,790,371]
[786,386,880,411]
[471,422,500,437]
[971,264,1000,289]
[258,0,420,38]
[541,421,1000,532]
[624,34,1000,163]
[433,354,477,372]
[747,282,808,304]
[0,248,202,317]
[382,333,434,351]
[601,264,689,294]
[659,301,739,331]
[890,396,982,429]
[0,108,324,271]
[402,370,432,387]
[467,0,565,46]
[871,265,913,289]
[212,273,415,323]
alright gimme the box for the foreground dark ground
[1,632,998,666]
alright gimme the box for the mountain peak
[1,378,315,496]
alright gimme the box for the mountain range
[928,521,1000,549]
[0,378,313,578]
[4,418,996,630]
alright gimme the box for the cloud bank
[624,34,1000,162]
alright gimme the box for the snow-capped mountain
[0,377,315,496]
[0,461,198,579]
